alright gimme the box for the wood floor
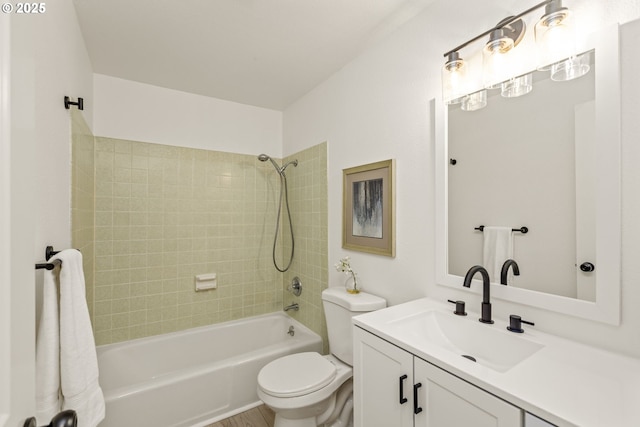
[205,405,275,427]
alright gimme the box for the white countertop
[353,297,640,427]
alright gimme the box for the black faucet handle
[447,300,467,316]
[507,315,535,333]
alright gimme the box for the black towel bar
[34,246,65,270]
[35,259,61,270]
[475,225,529,234]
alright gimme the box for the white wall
[283,0,437,307]
[1,10,38,425]
[29,0,94,345]
[1,0,93,422]
[283,0,640,357]
[93,74,283,156]
[34,0,94,259]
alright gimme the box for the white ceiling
[73,0,434,110]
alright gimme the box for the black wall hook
[64,96,83,110]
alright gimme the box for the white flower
[335,256,360,293]
[335,256,353,275]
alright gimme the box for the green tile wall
[281,143,329,353]
[90,138,284,345]
[71,132,327,347]
[71,110,95,318]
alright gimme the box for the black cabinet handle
[399,374,408,404]
[413,382,423,414]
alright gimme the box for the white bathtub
[96,312,322,427]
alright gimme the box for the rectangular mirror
[448,52,595,300]
[435,26,621,324]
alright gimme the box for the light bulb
[483,29,515,89]
[442,52,467,104]
[535,0,576,70]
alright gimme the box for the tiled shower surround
[71,127,328,346]
[281,145,330,353]
[71,110,96,320]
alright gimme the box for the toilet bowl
[257,353,352,427]
[257,288,386,427]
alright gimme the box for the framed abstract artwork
[342,159,395,257]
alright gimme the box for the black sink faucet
[500,259,520,285]
[463,265,494,324]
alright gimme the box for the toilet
[257,287,386,427]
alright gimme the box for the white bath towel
[482,226,514,283]
[36,263,61,424]
[36,250,105,427]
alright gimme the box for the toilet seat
[258,352,337,398]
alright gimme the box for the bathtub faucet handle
[287,277,302,296]
[288,326,295,336]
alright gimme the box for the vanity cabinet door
[413,357,522,427]
[353,327,414,427]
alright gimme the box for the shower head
[258,153,281,173]
[257,153,297,176]
[281,159,298,172]
[258,153,281,174]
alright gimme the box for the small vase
[345,272,360,294]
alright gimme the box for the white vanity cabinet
[353,297,640,426]
[353,326,523,427]
[353,325,414,426]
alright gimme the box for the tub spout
[284,303,299,312]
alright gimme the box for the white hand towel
[36,265,61,425]
[482,226,514,282]
[57,249,105,427]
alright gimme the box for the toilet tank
[322,287,386,366]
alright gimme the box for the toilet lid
[258,352,337,398]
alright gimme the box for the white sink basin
[387,310,544,372]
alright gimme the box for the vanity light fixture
[442,0,589,109]
[442,51,468,105]
[535,0,589,81]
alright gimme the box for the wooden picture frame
[342,159,395,257]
